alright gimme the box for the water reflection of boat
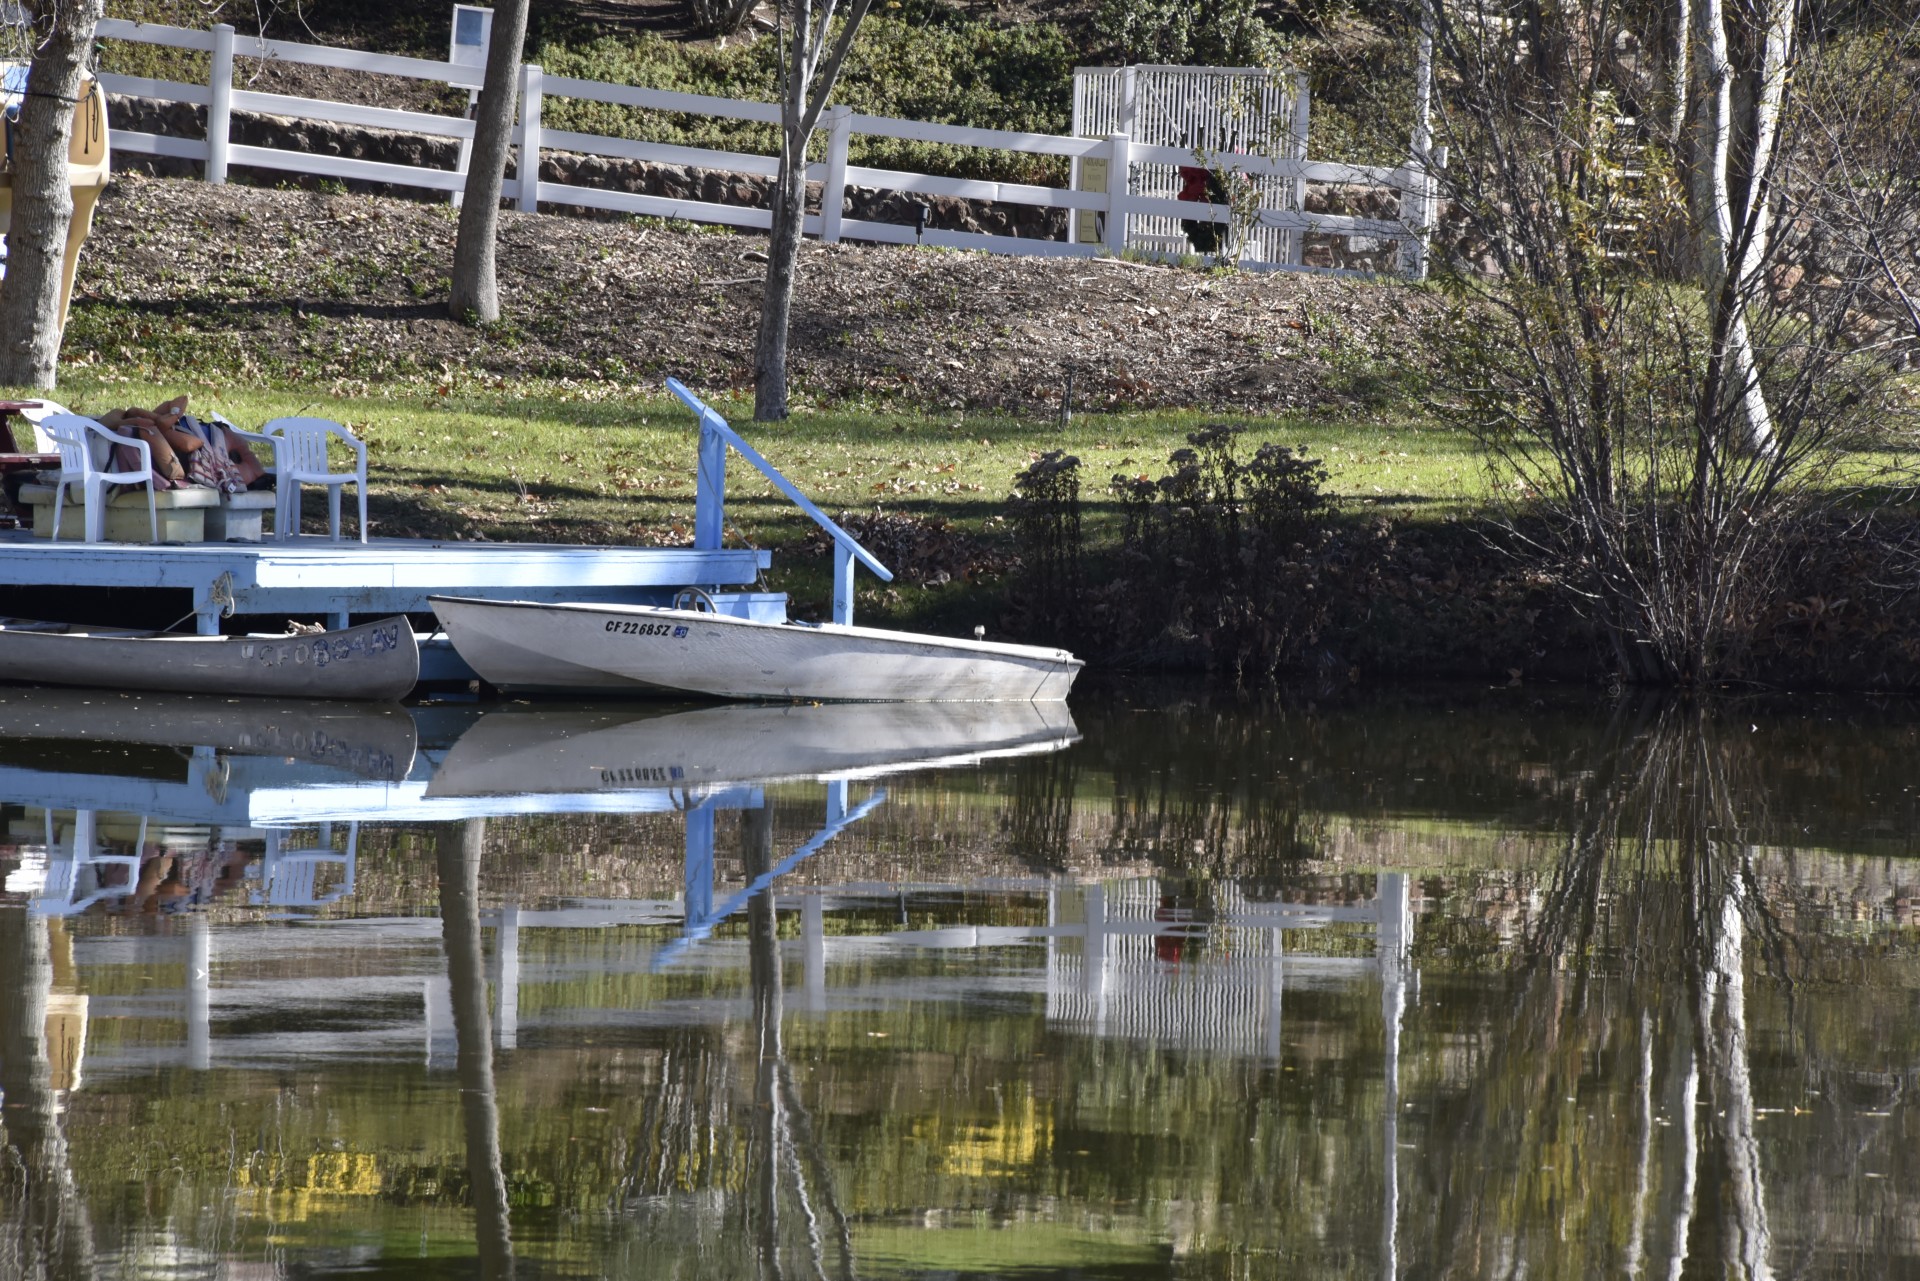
[0,687,418,781]
[424,700,1081,797]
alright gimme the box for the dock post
[684,804,715,933]
[186,915,211,1070]
[803,892,826,1013]
[192,595,222,636]
[832,543,855,625]
[694,415,726,550]
[493,904,519,1050]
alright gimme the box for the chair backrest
[39,414,100,474]
[16,400,74,454]
[264,417,353,476]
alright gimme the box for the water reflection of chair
[251,823,358,906]
[32,809,143,915]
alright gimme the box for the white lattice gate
[1071,65,1311,266]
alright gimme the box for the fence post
[1103,132,1130,256]
[820,103,852,244]
[694,414,726,550]
[1289,71,1310,266]
[832,543,855,625]
[206,23,235,185]
[516,62,542,212]
[1401,3,1436,279]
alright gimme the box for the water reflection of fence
[24,783,1413,1075]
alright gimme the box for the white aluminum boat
[430,596,1082,702]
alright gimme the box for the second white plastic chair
[265,416,368,542]
[13,399,73,452]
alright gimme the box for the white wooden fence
[93,18,1435,278]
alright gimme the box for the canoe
[430,596,1082,703]
[425,700,1080,797]
[0,616,419,702]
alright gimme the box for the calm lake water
[0,685,1915,1279]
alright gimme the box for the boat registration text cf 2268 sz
[429,596,1081,703]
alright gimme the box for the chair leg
[357,483,368,544]
[50,483,66,542]
[144,489,158,543]
[83,478,104,543]
[280,481,298,539]
[327,484,342,541]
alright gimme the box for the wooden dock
[0,382,893,688]
[0,532,771,626]
[0,531,780,681]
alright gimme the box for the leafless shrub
[1415,0,1911,685]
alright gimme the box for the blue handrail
[667,378,892,625]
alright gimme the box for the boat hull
[431,597,1081,702]
[0,617,420,702]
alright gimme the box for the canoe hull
[0,617,420,702]
[431,597,1081,702]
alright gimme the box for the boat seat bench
[17,482,276,543]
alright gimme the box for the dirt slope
[72,173,1439,416]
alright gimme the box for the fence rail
[91,18,1435,277]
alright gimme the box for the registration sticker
[673,625,688,638]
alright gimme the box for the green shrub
[535,11,1076,184]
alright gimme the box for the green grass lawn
[9,374,1481,629]
[35,375,1483,525]
[21,373,1908,635]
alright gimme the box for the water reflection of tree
[1005,745,1080,872]
[1095,702,1326,874]
[437,820,516,1281]
[1416,699,1790,1279]
[743,805,855,1281]
[0,909,96,1281]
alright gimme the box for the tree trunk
[755,6,814,422]
[0,0,105,388]
[449,0,532,326]
[744,804,784,1274]
[1688,0,1780,454]
[751,0,872,422]
[0,911,97,1279]
[754,129,808,422]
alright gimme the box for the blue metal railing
[656,780,888,970]
[667,378,892,626]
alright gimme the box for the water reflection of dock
[0,690,1421,1074]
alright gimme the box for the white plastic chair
[251,823,358,906]
[41,412,158,543]
[12,399,72,452]
[32,810,144,916]
[265,416,367,542]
